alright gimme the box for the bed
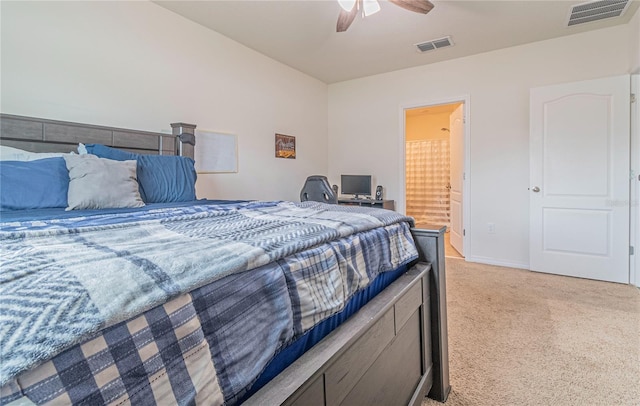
[0,114,450,406]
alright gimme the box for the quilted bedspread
[0,201,416,391]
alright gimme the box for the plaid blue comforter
[0,201,418,405]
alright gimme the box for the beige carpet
[423,258,640,406]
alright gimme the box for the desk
[337,198,395,211]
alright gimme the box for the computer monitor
[341,175,372,199]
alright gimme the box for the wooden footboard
[412,226,451,403]
[246,226,450,406]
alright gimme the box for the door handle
[531,186,540,193]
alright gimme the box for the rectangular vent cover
[567,0,630,26]
[415,36,453,53]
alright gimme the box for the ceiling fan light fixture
[363,0,381,16]
[337,0,357,12]
[336,0,433,32]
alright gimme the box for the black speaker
[375,185,383,201]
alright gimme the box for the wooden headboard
[0,114,196,159]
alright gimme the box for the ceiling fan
[337,0,435,32]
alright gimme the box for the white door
[449,105,464,256]
[530,75,630,283]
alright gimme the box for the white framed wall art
[194,130,238,173]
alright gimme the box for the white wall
[0,1,328,202]
[328,25,632,268]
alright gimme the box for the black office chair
[300,175,337,204]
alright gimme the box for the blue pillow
[84,144,197,203]
[0,158,69,210]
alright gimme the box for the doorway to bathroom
[405,101,465,258]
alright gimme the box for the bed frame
[0,114,450,405]
[0,114,196,158]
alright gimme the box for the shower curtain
[406,139,451,227]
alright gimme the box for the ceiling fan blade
[336,3,358,32]
[388,0,434,14]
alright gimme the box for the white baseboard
[462,256,640,286]
[463,255,530,270]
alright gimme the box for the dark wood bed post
[170,122,196,158]
[410,226,451,402]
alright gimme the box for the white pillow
[0,145,75,161]
[63,154,145,210]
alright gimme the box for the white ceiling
[155,0,639,84]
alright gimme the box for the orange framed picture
[275,133,296,159]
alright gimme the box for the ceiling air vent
[567,0,630,26]
[415,36,453,53]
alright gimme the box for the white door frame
[399,95,471,257]
[631,74,639,287]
